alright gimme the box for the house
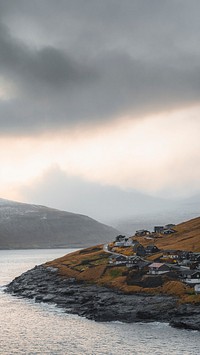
[148,263,170,275]
[154,226,164,233]
[115,235,126,242]
[126,256,142,268]
[109,255,127,265]
[189,253,200,262]
[179,251,191,260]
[132,239,140,247]
[137,261,151,271]
[114,241,125,247]
[180,269,200,285]
[133,243,146,257]
[115,255,127,265]
[135,229,150,237]
[178,259,193,267]
[162,229,176,235]
[195,284,200,294]
[124,238,135,247]
[114,236,134,247]
[145,245,160,254]
[185,270,200,285]
[162,250,181,262]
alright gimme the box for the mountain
[0,198,119,249]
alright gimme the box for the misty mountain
[0,199,119,249]
[21,170,182,223]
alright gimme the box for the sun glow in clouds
[0,76,17,101]
[1,105,200,200]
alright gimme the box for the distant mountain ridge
[0,198,119,249]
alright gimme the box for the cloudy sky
[0,0,200,222]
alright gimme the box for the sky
[0,0,200,222]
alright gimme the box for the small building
[133,243,146,257]
[109,254,127,265]
[195,284,200,294]
[154,226,164,233]
[114,255,127,265]
[137,261,151,271]
[126,256,142,268]
[162,229,176,235]
[189,253,200,262]
[132,239,140,247]
[135,229,150,237]
[114,241,125,247]
[148,262,170,275]
[115,235,126,242]
[180,270,200,285]
[114,236,134,247]
[179,251,191,260]
[178,259,193,267]
[124,238,135,247]
[145,245,160,254]
[162,250,181,262]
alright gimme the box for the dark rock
[5,264,200,331]
[170,315,200,331]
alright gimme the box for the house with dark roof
[189,253,200,262]
[109,255,127,265]
[135,229,150,237]
[126,255,143,267]
[180,269,200,285]
[162,229,176,235]
[154,226,164,233]
[133,243,146,257]
[145,245,160,254]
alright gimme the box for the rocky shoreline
[5,265,200,331]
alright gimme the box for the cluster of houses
[108,234,200,294]
[135,224,176,237]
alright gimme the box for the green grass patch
[109,268,122,278]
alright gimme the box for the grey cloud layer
[0,0,200,134]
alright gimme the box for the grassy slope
[157,217,200,251]
[45,217,200,303]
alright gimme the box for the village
[106,223,200,294]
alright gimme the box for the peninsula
[6,216,200,330]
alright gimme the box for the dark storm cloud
[0,0,200,134]
[0,21,91,90]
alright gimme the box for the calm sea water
[0,249,200,355]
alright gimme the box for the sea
[0,249,200,355]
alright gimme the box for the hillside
[45,216,200,303]
[0,199,119,249]
[134,216,200,252]
[7,216,200,330]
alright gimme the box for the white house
[148,263,170,275]
[195,284,200,294]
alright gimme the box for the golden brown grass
[132,217,200,252]
[44,217,200,303]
